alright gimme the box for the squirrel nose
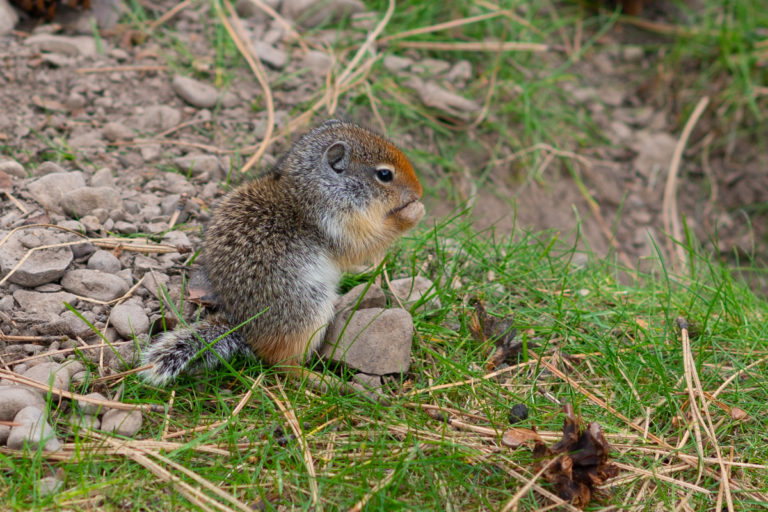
[398,177,423,200]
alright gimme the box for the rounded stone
[0,230,73,287]
[0,386,47,420]
[321,308,414,375]
[61,269,129,302]
[100,409,143,437]
[87,250,121,274]
[20,362,71,396]
[60,186,123,219]
[110,302,150,338]
[7,406,61,452]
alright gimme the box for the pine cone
[10,0,92,20]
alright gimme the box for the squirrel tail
[139,313,251,386]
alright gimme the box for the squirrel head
[277,120,425,265]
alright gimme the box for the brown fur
[141,120,424,384]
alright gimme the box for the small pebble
[509,403,529,424]
[87,250,121,274]
[35,476,64,496]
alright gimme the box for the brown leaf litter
[468,298,529,371]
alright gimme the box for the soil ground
[1,2,766,288]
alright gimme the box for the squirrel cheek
[391,201,425,231]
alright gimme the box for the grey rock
[134,105,181,133]
[102,122,134,142]
[90,208,109,223]
[70,370,89,384]
[106,341,141,371]
[253,41,288,69]
[59,360,84,376]
[631,131,677,179]
[76,392,107,416]
[410,78,480,118]
[35,476,64,496]
[33,283,61,292]
[116,268,134,287]
[100,409,142,437]
[446,60,472,83]
[160,194,182,216]
[65,91,86,110]
[352,372,383,391]
[111,301,150,338]
[161,231,192,251]
[12,290,77,316]
[321,308,413,375]
[33,161,67,177]
[64,0,120,32]
[19,362,70,395]
[61,187,123,219]
[27,171,87,213]
[61,269,129,301]
[55,310,97,339]
[114,221,138,234]
[0,0,19,37]
[383,54,412,72]
[302,50,333,77]
[622,45,644,62]
[0,386,46,421]
[173,154,224,180]
[0,424,9,444]
[0,294,14,311]
[163,172,196,195]
[72,241,97,261]
[80,215,102,233]
[387,276,440,310]
[0,229,74,287]
[24,34,97,57]
[140,144,162,161]
[69,130,105,151]
[0,158,25,178]
[87,250,121,274]
[57,220,86,234]
[7,406,61,451]
[91,167,116,188]
[334,283,386,314]
[172,75,234,108]
[142,271,170,299]
[282,0,365,27]
[414,58,451,75]
[598,85,624,107]
[68,412,100,430]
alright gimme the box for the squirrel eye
[375,168,394,183]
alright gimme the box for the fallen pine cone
[532,404,619,508]
[10,0,91,20]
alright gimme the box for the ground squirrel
[140,120,425,385]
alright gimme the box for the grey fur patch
[139,318,252,385]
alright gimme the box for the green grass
[2,0,768,509]
[3,215,768,510]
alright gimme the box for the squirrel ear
[324,141,350,173]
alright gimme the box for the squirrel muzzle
[388,197,425,230]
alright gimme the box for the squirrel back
[140,120,424,385]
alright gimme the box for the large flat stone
[321,308,413,375]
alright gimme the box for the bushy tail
[139,313,251,386]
